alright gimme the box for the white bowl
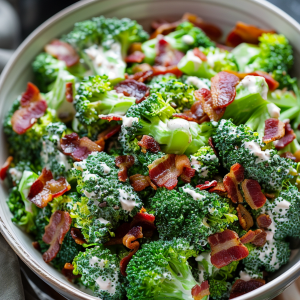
[1,0,300,299]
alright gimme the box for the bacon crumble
[115,155,135,182]
[137,135,161,153]
[62,263,81,282]
[70,228,87,245]
[129,174,157,192]
[196,180,218,190]
[257,214,272,229]
[275,121,296,150]
[0,156,13,180]
[280,151,296,161]
[263,118,285,144]
[237,204,253,231]
[209,182,227,196]
[229,279,265,299]
[65,82,74,102]
[242,179,266,210]
[125,51,145,63]
[191,281,210,300]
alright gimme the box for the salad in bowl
[1,11,300,300]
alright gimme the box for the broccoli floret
[73,246,126,299]
[126,238,201,300]
[150,185,237,251]
[209,279,231,300]
[190,146,219,180]
[243,241,290,273]
[148,74,177,87]
[213,119,295,192]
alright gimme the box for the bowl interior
[1,0,300,299]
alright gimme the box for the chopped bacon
[125,51,145,63]
[62,263,81,282]
[114,79,150,104]
[230,163,245,183]
[131,63,153,74]
[42,211,72,263]
[208,229,249,268]
[263,118,285,144]
[60,133,103,161]
[237,204,253,231]
[226,22,275,47]
[130,211,156,234]
[137,135,161,153]
[240,230,256,244]
[209,182,227,196]
[251,229,267,247]
[152,65,183,77]
[242,179,266,210]
[27,169,71,208]
[127,69,154,82]
[130,174,157,191]
[280,151,296,161]
[0,156,13,180]
[229,279,265,299]
[97,125,122,143]
[208,137,218,156]
[32,241,41,251]
[128,42,142,54]
[264,192,276,199]
[196,180,218,190]
[70,228,87,245]
[257,214,272,229]
[120,226,143,276]
[65,82,74,102]
[191,281,210,300]
[275,121,296,150]
[20,82,40,106]
[150,20,182,39]
[193,48,207,61]
[104,223,131,246]
[180,167,196,183]
[115,155,135,182]
[44,40,79,67]
[211,71,239,109]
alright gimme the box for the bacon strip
[130,211,156,236]
[120,226,143,276]
[263,118,285,144]
[125,51,145,63]
[42,211,72,263]
[180,167,196,183]
[62,263,81,282]
[209,182,227,196]
[237,204,253,231]
[211,71,239,109]
[208,137,218,157]
[60,133,103,161]
[45,40,79,67]
[137,135,161,153]
[194,89,225,122]
[196,180,218,190]
[240,230,256,244]
[129,174,157,191]
[257,214,272,229]
[65,82,74,103]
[208,230,249,268]
[70,228,87,245]
[115,155,135,182]
[240,229,266,247]
[0,156,13,180]
[226,21,275,47]
[191,281,210,300]
[229,279,265,299]
[114,79,150,104]
[275,121,296,150]
[280,152,296,161]
[98,115,123,122]
[242,179,266,210]
[96,125,122,148]
[173,101,209,124]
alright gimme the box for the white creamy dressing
[167,118,190,131]
[182,187,205,200]
[185,76,209,90]
[182,35,195,45]
[239,271,252,281]
[195,252,212,282]
[186,49,203,71]
[57,151,72,171]
[200,167,209,178]
[95,274,117,295]
[82,171,98,182]
[274,199,291,215]
[99,162,111,175]
[9,168,23,182]
[97,218,110,224]
[118,189,137,212]
[122,116,139,127]
[74,160,87,171]
[89,257,106,268]
[84,190,97,199]
[190,156,201,172]
[267,103,281,119]
[243,141,272,164]
[239,76,268,100]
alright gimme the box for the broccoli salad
[2,12,300,300]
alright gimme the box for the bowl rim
[1,0,300,299]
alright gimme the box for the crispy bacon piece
[196,180,218,190]
[226,22,275,47]
[240,229,267,247]
[32,241,41,251]
[128,43,142,54]
[130,211,156,234]
[181,167,196,183]
[229,279,265,299]
[62,263,81,282]
[257,214,272,229]
[209,182,227,196]
[0,156,13,180]
[152,65,183,77]
[27,169,71,208]
[150,20,182,39]
[42,211,72,263]
[223,172,243,204]
[131,63,153,74]
[263,118,285,144]
[60,133,102,161]
[280,151,296,161]
[230,163,245,183]
[193,48,207,61]
[114,79,150,104]
[65,82,74,102]
[70,228,87,245]
[240,230,256,244]
[115,155,135,182]
[237,204,253,231]
[275,121,296,150]
[96,125,122,145]
[242,179,266,210]
[130,174,157,191]
[264,192,276,199]
[98,115,123,122]
[125,51,145,63]
[138,135,161,153]
[104,223,131,246]
[44,40,79,67]
[211,71,239,109]
[208,137,218,157]
[191,281,210,300]
[120,226,143,276]
[208,229,249,268]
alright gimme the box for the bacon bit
[242,179,266,210]
[44,40,79,67]
[280,151,296,161]
[251,230,267,247]
[20,82,40,106]
[211,71,239,109]
[96,125,122,148]
[65,82,74,102]
[208,137,218,157]
[194,88,225,122]
[70,228,87,245]
[257,214,272,229]
[229,279,265,299]
[193,48,207,61]
[230,163,245,183]
[191,281,210,300]
[208,229,249,268]
[120,226,143,276]
[114,79,150,104]
[263,118,285,144]
[237,204,253,231]
[240,230,256,244]
[104,223,131,246]
[226,22,275,47]
[115,155,135,182]
[180,167,196,183]
[131,63,153,74]
[32,241,41,251]
[150,20,182,39]
[130,174,157,191]
[128,43,142,54]
[125,51,145,63]
[152,65,183,77]
[0,156,13,180]
[60,133,102,161]
[98,115,123,122]
[196,180,218,190]
[209,182,227,196]
[223,175,243,204]
[42,211,72,263]
[62,263,81,282]
[127,69,154,82]
[137,135,161,153]
[264,192,276,199]
[275,121,296,150]
[130,212,156,238]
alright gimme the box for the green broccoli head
[150,185,237,251]
[73,246,126,300]
[126,238,200,300]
